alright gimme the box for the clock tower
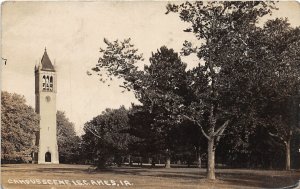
[34,48,59,164]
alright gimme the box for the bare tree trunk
[139,157,143,167]
[198,154,202,168]
[285,140,291,171]
[151,157,156,168]
[165,149,171,169]
[165,157,171,169]
[128,155,132,166]
[207,139,216,180]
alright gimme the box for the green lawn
[1,164,299,189]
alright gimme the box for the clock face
[45,96,51,102]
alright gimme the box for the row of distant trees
[81,104,300,170]
[1,90,299,170]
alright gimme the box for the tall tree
[141,47,192,168]
[166,1,275,179]
[1,91,39,163]
[94,45,193,168]
[250,19,300,170]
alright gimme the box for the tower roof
[41,48,55,71]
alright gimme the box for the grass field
[1,164,300,189]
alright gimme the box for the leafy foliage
[57,111,81,163]
[82,106,134,168]
[165,1,279,179]
[127,106,164,159]
[1,91,39,163]
[248,19,300,170]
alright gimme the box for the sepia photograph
[1,1,300,188]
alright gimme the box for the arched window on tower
[42,76,46,90]
[50,76,53,91]
[46,76,49,90]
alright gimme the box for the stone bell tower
[34,48,59,164]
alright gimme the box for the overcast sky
[2,1,300,134]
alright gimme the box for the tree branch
[213,120,229,137]
[85,126,102,139]
[213,120,230,149]
[190,19,209,40]
[268,131,286,144]
[182,114,210,140]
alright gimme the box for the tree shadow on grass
[92,168,300,188]
[217,172,300,188]
[96,168,203,180]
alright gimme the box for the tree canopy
[82,106,134,168]
[1,91,39,163]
